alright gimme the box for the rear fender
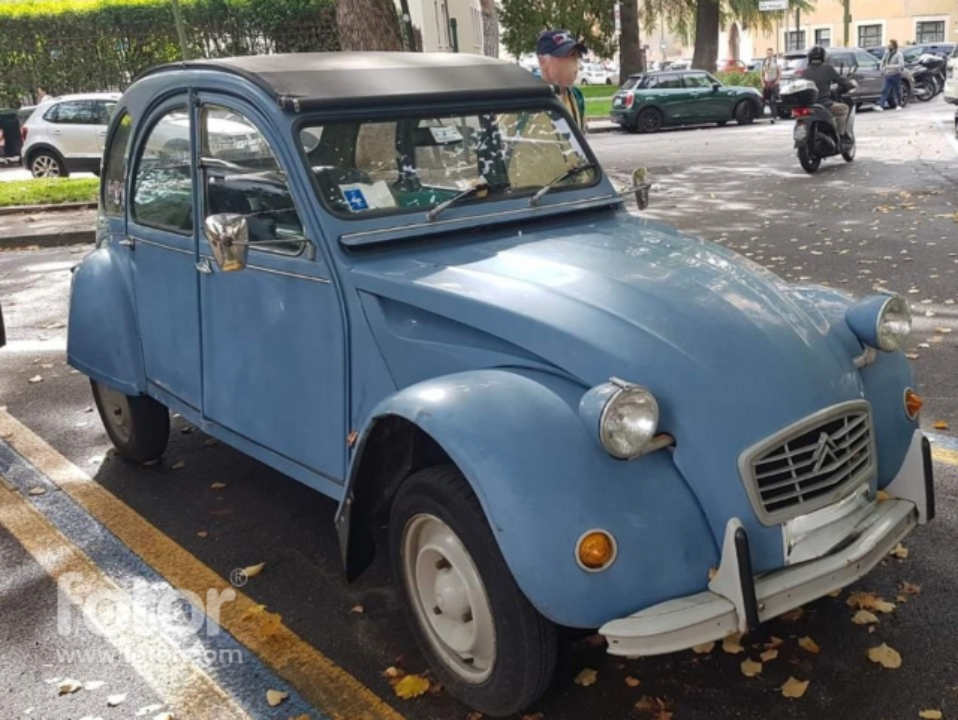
[67,246,145,395]
[338,368,718,629]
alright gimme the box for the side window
[683,74,712,88]
[48,101,96,124]
[102,112,133,217]
[854,51,880,71]
[656,74,683,89]
[132,107,194,234]
[95,101,116,125]
[826,52,852,70]
[201,105,305,254]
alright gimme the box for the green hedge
[0,0,339,107]
[715,71,763,90]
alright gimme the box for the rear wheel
[636,107,663,133]
[91,381,170,464]
[390,465,557,717]
[734,101,756,125]
[798,145,821,173]
[30,151,66,178]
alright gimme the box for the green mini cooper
[611,69,764,133]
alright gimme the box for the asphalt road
[1,100,958,720]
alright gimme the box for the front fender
[344,368,718,629]
[67,246,145,395]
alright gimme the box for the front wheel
[914,80,934,102]
[842,141,856,162]
[735,101,756,125]
[91,380,170,464]
[390,465,557,717]
[798,144,821,173]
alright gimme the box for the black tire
[734,101,756,125]
[636,107,663,133]
[900,82,911,107]
[798,144,821,173]
[91,380,170,464]
[914,79,934,102]
[29,151,67,178]
[842,142,856,162]
[717,120,728,127]
[605,78,613,85]
[389,465,557,717]
[580,79,590,86]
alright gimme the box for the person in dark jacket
[802,45,856,137]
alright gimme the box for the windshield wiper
[529,162,597,207]
[426,180,510,221]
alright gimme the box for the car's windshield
[783,56,807,70]
[299,107,597,218]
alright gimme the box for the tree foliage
[0,0,339,107]
[499,0,619,60]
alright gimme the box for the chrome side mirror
[632,167,651,210]
[204,213,249,272]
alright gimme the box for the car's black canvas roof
[139,52,555,112]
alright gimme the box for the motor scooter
[780,79,857,174]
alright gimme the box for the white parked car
[21,92,121,177]
[944,45,957,104]
[577,63,615,85]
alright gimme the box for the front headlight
[846,294,912,352]
[599,382,659,459]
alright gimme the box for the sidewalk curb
[0,202,95,216]
[0,230,94,250]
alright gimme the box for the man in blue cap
[537,29,588,128]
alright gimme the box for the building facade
[401,0,485,54]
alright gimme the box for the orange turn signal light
[904,389,923,420]
[576,530,617,571]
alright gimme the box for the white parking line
[935,118,958,156]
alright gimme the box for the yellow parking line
[932,446,958,467]
[0,410,405,720]
[0,478,250,720]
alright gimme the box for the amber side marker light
[905,388,923,420]
[576,530,618,572]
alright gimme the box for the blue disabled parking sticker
[343,188,369,212]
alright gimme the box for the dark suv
[779,47,885,115]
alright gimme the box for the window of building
[858,24,882,48]
[785,31,806,52]
[815,28,831,48]
[916,21,945,44]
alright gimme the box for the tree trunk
[691,0,719,72]
[336,0,404,51]
[619,0,643,82]
[479,0,499,57]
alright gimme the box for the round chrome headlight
[876,295,912,351]
[600,385,659,459]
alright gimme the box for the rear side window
[683,74,713,88]
[621,77,642,90]
[854,51,880,71]
[45,101,98,124]
[649,74,682,89]
[102,112,133,217]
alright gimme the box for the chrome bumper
[600,430,933,657]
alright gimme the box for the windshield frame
[291,98,603,224]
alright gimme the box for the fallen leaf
[256,610,283,638]
[933,420,950,430]
[83,680,105,690]
[27,487,46,496]
[241,604,267,622]
[204,438,217,447]
[919,710,943,719]
[740,658,763,677]
[466,713,484,720]
[106,693,126,706]
[781,677,810,699]
[766,636,785,648]
[383,666,403,679]
[847,592,896,614]
[890,543,909,559]
[171,461,186,470]
[28,375,43,384]
[520,715,543,720]
[197,530,208,538]
[827,589,842,598]
[350,605,364,614]
[708,566,718,581]
[210,482,227,489]
[722,633,744,654]
[243,562,266,578]
[152,714,174,720]
[574,668,598,687]
[934,327,952,334]
[798,636,821,654]
[266,689,289,707]
[393,674,430,699]
[135,705,165,717]
[692,641,715,654]
[142,459,160,467]
[852,610,879,625]
[625,676,641,688]
[58,678,82,695]
[901,581,922,595]
[877,490,892,502]
[760,648,779,662]
[780,607,805,623]
[867,643,902,669]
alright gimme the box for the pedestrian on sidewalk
[536,29,587,129]
[760,48,781,123]
[36,86,53,105]
[877,40,905,111]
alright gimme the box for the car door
[195,96,347,482]
[682,72,730,120]
[126,96,203,410]
[647,73,688,121]
[852,50,883,99]
[45,101,99,158]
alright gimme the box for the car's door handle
[195,258,213,274]
[117,237,134,247]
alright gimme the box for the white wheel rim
[32,155,59,178]
[97,385,132,445]
[402,513,496,683]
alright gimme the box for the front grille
[740,402,876,525]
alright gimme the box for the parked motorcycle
[906,63,936,102]
[918,53,947,97]
[781,79,857,174]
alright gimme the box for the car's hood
[352,211,866,568]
